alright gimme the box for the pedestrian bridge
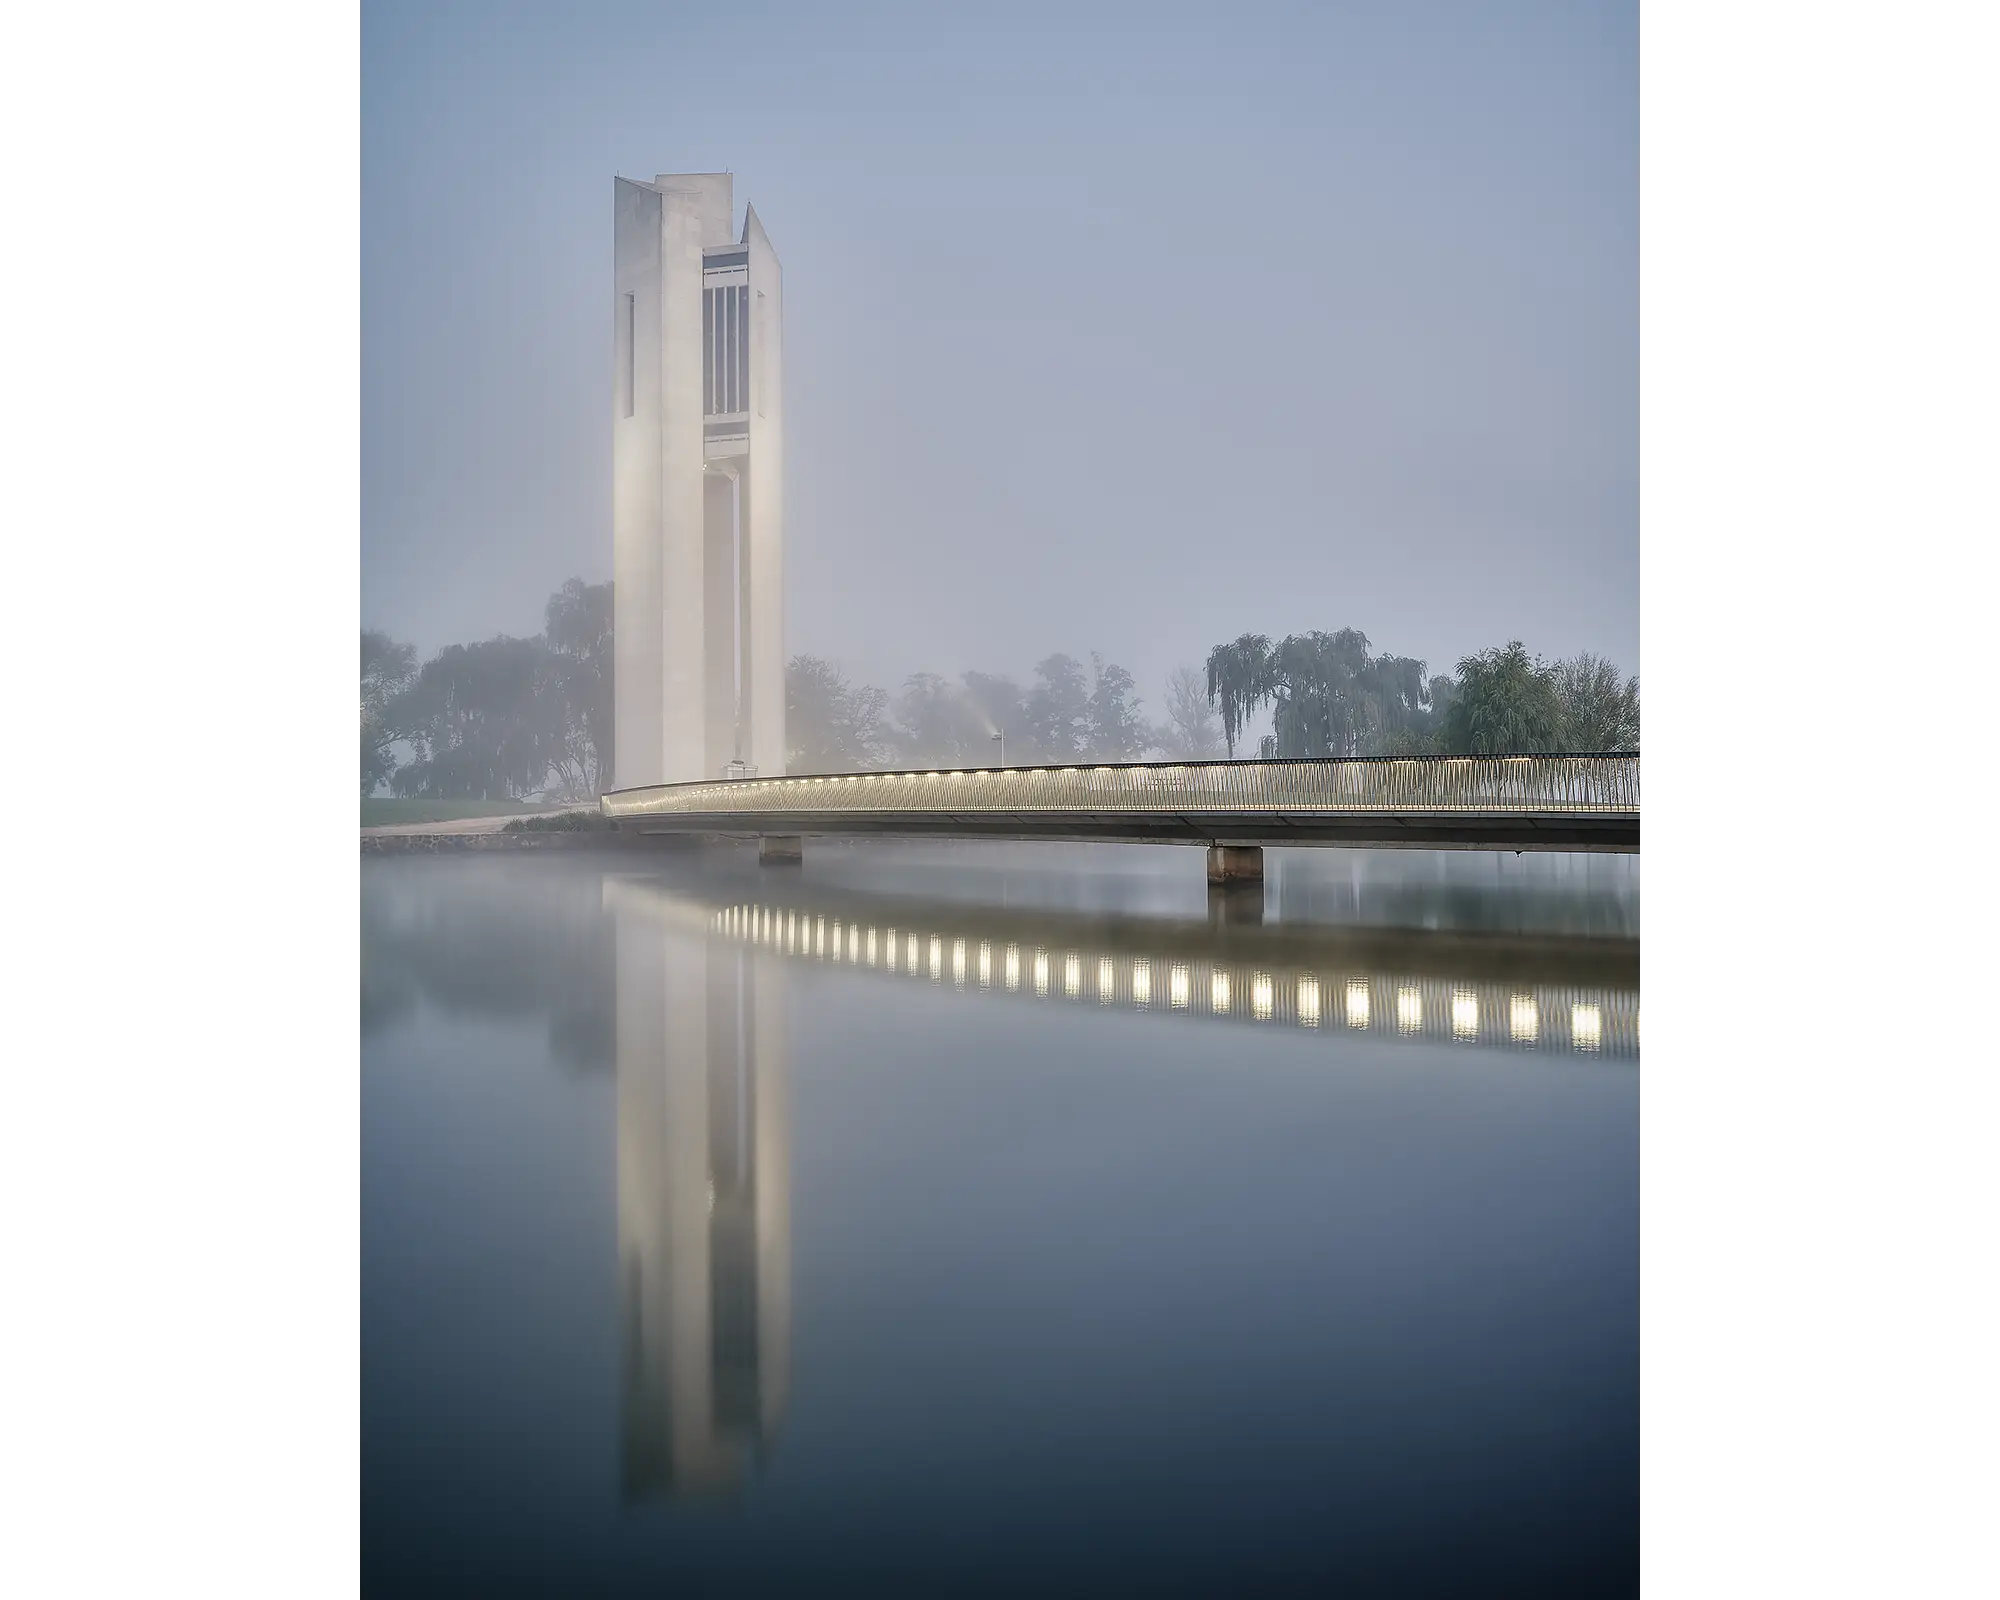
[602,753,1640,866]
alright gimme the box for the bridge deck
[603,754,1640,853]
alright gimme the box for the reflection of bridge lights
[952,939,966,988]
[1298,976,1321,1027]
[848,925,859,963]
[1346,982,1370,1028]
[1452,990,1478,1040]
[1033,950,1049,996]
[1572,1003,1602,1051]
[866,928,877,966]
[1170,964,1191,1009]
[978,941,992,987]
[929,936,943,982]
[1064,954,1081,999]
[1132,960,1152,1007]
[910,936,924,977]
[817,916,826,956]
[1253,973,1273,1021]
[1004,945,1020,991]
[1099,957,1115,1003]
[1510,995,1539,1042]
[1397,986,1422,1033]
[1212,972,1231,1013]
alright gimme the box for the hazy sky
[362,0,1636,714]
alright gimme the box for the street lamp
[990,731,1005,767]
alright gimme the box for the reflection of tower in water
[611,884,789,1499]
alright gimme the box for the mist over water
[363,844,1637,1595]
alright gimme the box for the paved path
[360,814,529,837]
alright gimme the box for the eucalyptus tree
[1550,653,1640,750]
[1159,666,1225,759]
[788,655,891,772]
[891,672,975,768]
[543,579,613,798]
[389,635,561,800]
[361,629,418,795]
[1025,653,1092,762]
[1085,653,1150,761]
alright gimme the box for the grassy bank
[502,809,612,833]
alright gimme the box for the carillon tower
[613,172,784,786]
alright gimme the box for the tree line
[362,579,613,801]
[1202,631,1639,759]
[363,580,1636,798]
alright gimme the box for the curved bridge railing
[603,752,1640,823]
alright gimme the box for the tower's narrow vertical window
[725,286,738,414]
[621,293,635,418]
[737,282,751,414]
[712,290,728,412]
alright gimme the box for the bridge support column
[1207,883,1264,928]
[1206,845,1263,885]
[758,835,803,866]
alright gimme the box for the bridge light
[1452,990,1478,1039]
[952,939,966,987]
[1345,982,1371,1028]
[1004,945,1021,991]
[1509,995,1538,1043]
[1297,976,1321,1027]
[1572,1003,1602,1052]
[1064,954,1081,999]
[1132,960,1152,1007]
[1212,972,1232,1013]
[1253,974,1273,1021]
[1033,950,1050,997]
[929,936,942,981]
[977,940,991,987]
[1170,964,1191,1009]
[1397,986,1422,1033]
[1098,957,1115,1002]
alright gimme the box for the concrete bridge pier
[1207,883,1265,929]
[759,835,803,866]
[1206,845,1264,885]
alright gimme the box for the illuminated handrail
[603,753,1640,820]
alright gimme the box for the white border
[1646,4,1997,1592]
[3,2,357,1594]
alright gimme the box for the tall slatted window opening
[703,283,751,417]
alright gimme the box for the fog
[362,0,1636,716]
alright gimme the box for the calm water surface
[362,843,1638,1596]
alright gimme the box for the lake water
[362,842,1638,1596]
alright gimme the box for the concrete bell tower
[613,172,784,787]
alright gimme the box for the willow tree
[1204,634,1272,757]
[1443,642,1563,755]
[1268,629,1375,756]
